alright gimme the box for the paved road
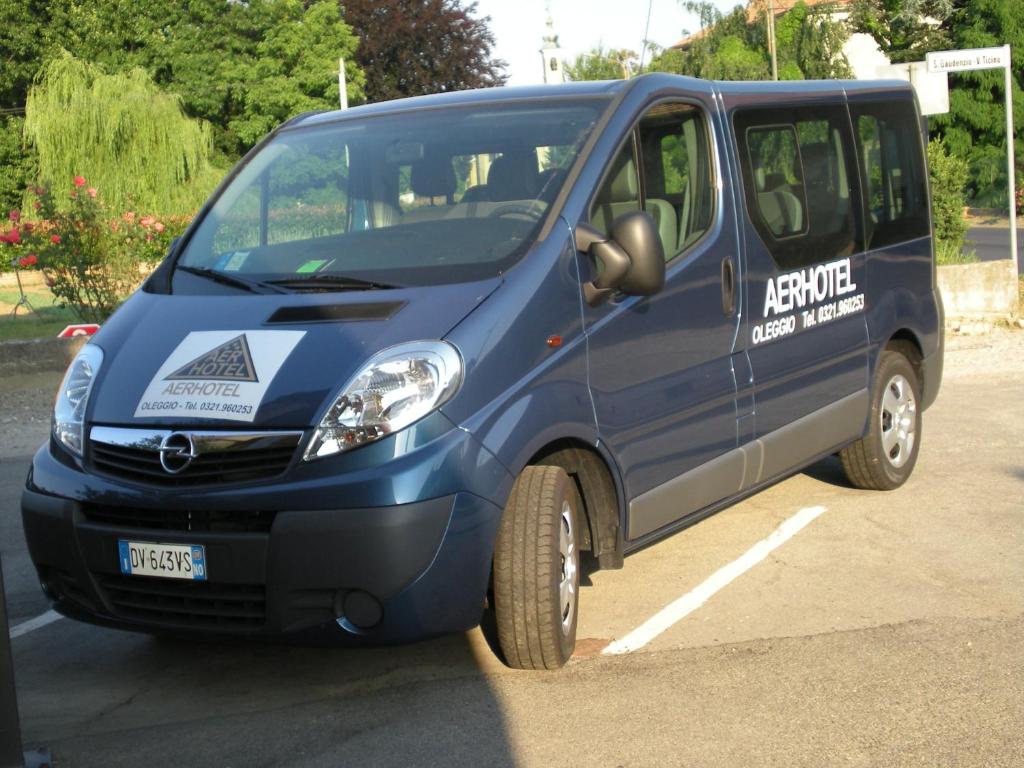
[2,331,1023,767]
[966,224,1023,275]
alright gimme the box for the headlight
[304,340,462,460]
[53,344,104,457]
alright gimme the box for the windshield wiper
[176,265,286,294]
[265,274,400,292]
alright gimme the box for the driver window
[589,104,714,261]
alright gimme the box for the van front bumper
[21,420,512,644]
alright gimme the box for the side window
[745,125,806,238]
[735,106,861,270]
[639,103,714,258]
[589,103,715,261]
[850,101,929,249]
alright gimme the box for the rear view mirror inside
[385,141,425,164]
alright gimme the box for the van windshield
[177,100,606,287]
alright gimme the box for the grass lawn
[0,284,80,341]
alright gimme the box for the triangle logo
[165,334,259,382]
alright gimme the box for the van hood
[88,278,501,428]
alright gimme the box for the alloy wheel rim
[880,373,916,468]
[558,500,578,634]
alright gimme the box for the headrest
[411,154,456,199]
[602,153,638,203]
[800,143,833,187]
[754,165,767,192]
[487,152,539,201]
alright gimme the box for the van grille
[99,575,266,629]
[88,427,303,487]
[82,504,277,534]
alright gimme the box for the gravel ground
[0,326,1020,460]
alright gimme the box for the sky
[472,0,740,86]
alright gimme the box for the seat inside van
[591,153,678,258]
[753,162,804,237]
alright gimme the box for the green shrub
[935,240,977,266]
[928,138,970,254]
[0,177,190,322]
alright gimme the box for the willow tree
[23,52,221,215]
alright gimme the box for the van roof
[290,74,916,130]
[294,80,626,129]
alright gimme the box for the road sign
[926,46,1009,73]
[925,45,1017,278]
[57,324,100,339]
[875,61,949,115]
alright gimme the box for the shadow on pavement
[800,455,855,489]
[16,621,519,767]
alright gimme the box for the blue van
[22,75,942,669]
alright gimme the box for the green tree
[223,1,366,146]
[0,0,366,159]
[0,117,36,213]
[928,0,1023,207]
[24,53,220,215]
[340,0,506,103]
[848,0,953,63]
[649,1,850,81]
[564,45,638,81]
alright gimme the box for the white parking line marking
[9,609,63,640]
[603,505,827,655]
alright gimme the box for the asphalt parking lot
[2,328,1022,767]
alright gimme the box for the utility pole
[767,0,778,81]
[338,58,348,110]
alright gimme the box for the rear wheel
[840,349,921,490]
[493,465,580,669]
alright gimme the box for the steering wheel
[487,203,545,221]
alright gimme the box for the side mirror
[576,210,665,306]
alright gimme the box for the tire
[840,348,922,490]
[493,465,580,670]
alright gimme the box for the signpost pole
[1004,44,1018,276]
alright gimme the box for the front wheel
[493,465,580,669]
[840,349,921,490]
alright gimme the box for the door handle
[721,257,736,317]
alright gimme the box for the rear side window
[735,106,861,270]
[850,101,929,249]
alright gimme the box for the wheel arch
[527,438,626,570]
[878,327,924,387]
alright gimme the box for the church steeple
[539,1,565,84]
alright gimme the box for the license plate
[118,540,207,581]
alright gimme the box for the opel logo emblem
[158,433,198,474]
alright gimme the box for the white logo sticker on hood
[134,330,305,422]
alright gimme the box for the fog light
[334,589,383,632]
